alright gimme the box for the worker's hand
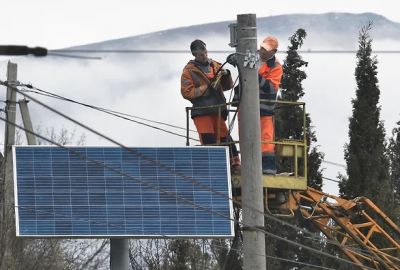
[220,69,230,77]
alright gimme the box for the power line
[50,49,400,54]
[14,82,354,188]
[0,45,101,59]
[0,119,374,270]
[47,52,102,60]
[3,45,400,62]
[1,195,337,270]
[322,176,341,183]
[322,159,346,168]
[15,203,342,270]
[296,50,400,54]
[1,83,244,214]
[26,85,196,132]
[51,49,216,54]
[16,83,199,141]
[20,86,197,133]
[13,193,340,270]
[0,118,232,234]
[10,81,350,171]
[0,81,373,257]
[0,81,373,261]
[21,83,198,133]
[4,45,400,57]
[6,82,246,212]
[210,242,337,270]
[16,82,351,182]
[0,81,384,268]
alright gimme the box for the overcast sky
[2,1,400,195]
[1,0,400,49]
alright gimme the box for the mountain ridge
[70,12,400,50]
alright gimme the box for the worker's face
[193,49,208,64]
[259,47,276,62]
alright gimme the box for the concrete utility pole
[18,99,37,145]
[3,61,18,206]
[110,238,129,270]
[236,14,267,269]
[2,61,20,269]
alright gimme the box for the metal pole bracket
[243,50,259,69]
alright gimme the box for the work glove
[226,53,237,67]
[220,69,231,77]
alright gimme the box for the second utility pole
[236,14,267,269]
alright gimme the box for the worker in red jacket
[258,36,283,174]
[181,39,241,173]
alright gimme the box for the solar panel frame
[13,145,234,238]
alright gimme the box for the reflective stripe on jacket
[181,59,233,118]
[259,56,283,116]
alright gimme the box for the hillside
[70,12,400,50]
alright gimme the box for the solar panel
[13,146,234,238]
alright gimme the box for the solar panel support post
[236,14,267,270]
[110,239,129,270]
[18,99,37,145]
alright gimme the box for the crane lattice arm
[290,188,400,270]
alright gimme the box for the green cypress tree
[265,28,326,269]
[388,121,400,219]
[339,22,393,211]
[275,28,324,190]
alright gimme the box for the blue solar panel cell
[14,146,233,238]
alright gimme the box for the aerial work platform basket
[186,100,308,214]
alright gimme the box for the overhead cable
[3,45,400,58]
[0,81,383,268]
[20,84,197,133]
[0,118,374,270]
[50,49,400,54]
[203,242,338,270]
[0,80,372,255]
[0,80,374,262]
[16,82,199,141]
[16,83,351,173]
[322,160,346,168]
[0,201,336,270]
[322,176,342,183]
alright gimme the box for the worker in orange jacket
[258,36,283,174]
[181,39,241,173]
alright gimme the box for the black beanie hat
[190,39,206,52]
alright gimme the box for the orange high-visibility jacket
[258,56,283,116]
[181,59,233,118]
